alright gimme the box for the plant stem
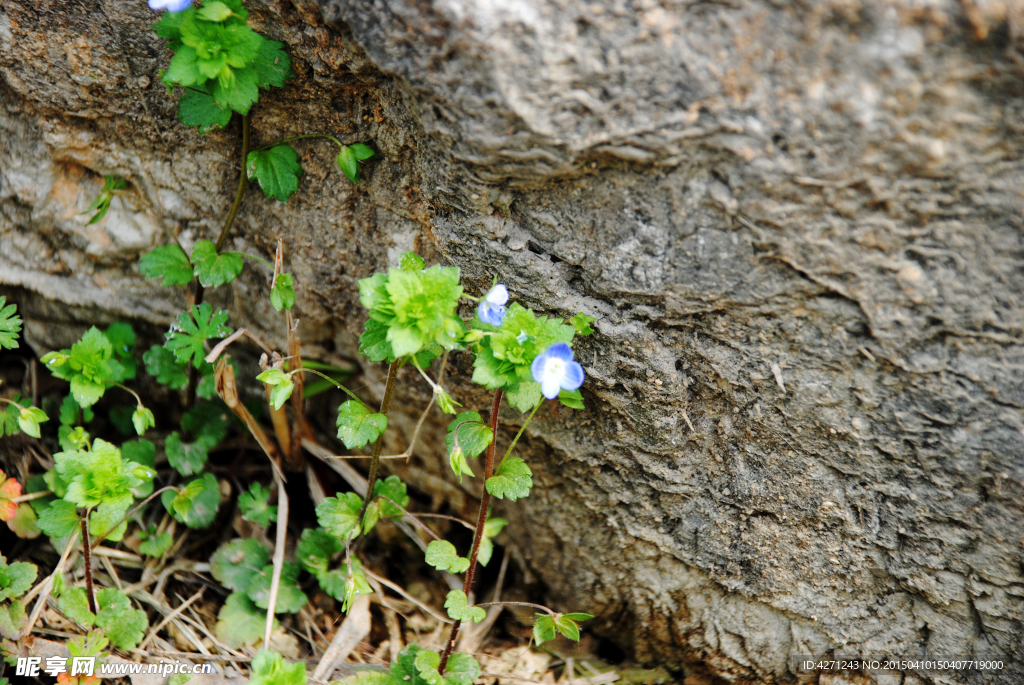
[216,113,251,251]
[359,359,400,520]
[187,113,251,404]
[475,601,555,615]
[81,516,97,615]
[439,388,503,673]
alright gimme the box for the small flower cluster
[477,284,584,400]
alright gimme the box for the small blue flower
[149,0,192,11]
[531,342,584,400]
[477,284,509,327]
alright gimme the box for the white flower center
[546,358,565,379]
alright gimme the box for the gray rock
[1,0,1022,682]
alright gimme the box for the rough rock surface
[2,1,1024,683]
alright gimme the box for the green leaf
[296,528,341,577]
[67,629,109,658]
[247,562,308,614]
[478,516,507,568]
[448,445,474,483]
[0,557,37,602]
[357,264,465,362]
[349,143,376,161]
[533,614,556,645]
[185,400,231,445]
[94,587,147,650]
[165,45,203,87]
[165,432,208,476]
[485,457,533,501]
[0,297,21,350]
[316,492,362,541]
[444,654,482,685]
[212,64,260,114]
[251,39,293,89]
[336,401,387,449]
[340,672,401,685]
[247,145,302,202]
[89,501,130,542]
[165,302,232,367]
[399,251,424,271]
[16,407,48,439]
[216,592,274,649]
[362,476,408,534]
[58,394,86,428]
[37,499,79,538]
[198,1,234,21]
[270,272,295,311]
[56,438,153,512]
[0,598,27,638]
[341,563,372,613]
[337,145,359,182]
[358,318,393,363]
[570,313,596,336]
[533,612,592,645]
[190,240,244,287]
[435,388,460,415]
[161,473,221,528]
[445,411,492,482]
[257,369,294,410]
[555,613,594,640]
[103,322,137,382]
[239,482,277,526]
[140,244,194,286]
[177,84,234,133]
[210,538,271,593]
[424,540,469,574]
[6,503,41,539]
[413,649,444,685]
[505,380,542,414]
[59,587,96,627]
[132,406,155,436]
[1,398,26,438]
[43,327,116,408]
[143,344,189,389]
[249,648,307,685]
[558,388,584,409]
[138,528,173,557]
[122,439,156,498]
[0,470,21,522]
[165,402,228,476]
[444,590,485,624]
[390,645,430,685]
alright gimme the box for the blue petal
[486,284,509,307]
[478,302,505,326]
[543,342,574,362]
[530,350,549,384]
[541,373,562,399]
[560,361,584,391]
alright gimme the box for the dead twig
[204,328,273,364]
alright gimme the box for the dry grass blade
[263,471,289,649]
[311,593,372,682]
[138,587,205,652]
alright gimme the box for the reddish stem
[439,388,503,673]
[80,516,97,615]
